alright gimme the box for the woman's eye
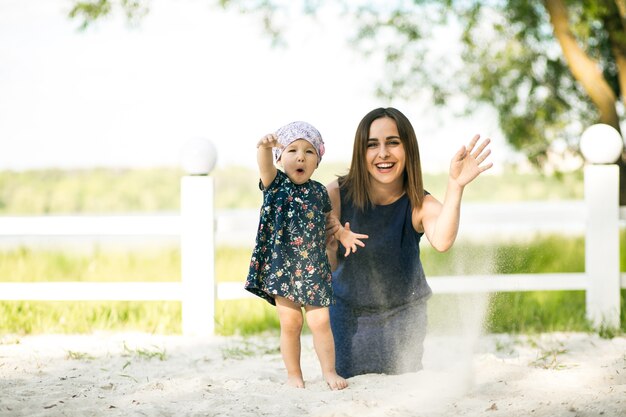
[367,143,378,148]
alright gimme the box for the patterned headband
[274,121,325,164]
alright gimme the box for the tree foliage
[340,1,625,176]
[67,0,626,201]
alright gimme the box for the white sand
[1,331,624,417]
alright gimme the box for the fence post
[180,139,218,336]
[580,124,623,329]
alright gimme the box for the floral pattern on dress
[244,170,333,306]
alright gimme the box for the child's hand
[257,133,281,149]
[337,222,368,257]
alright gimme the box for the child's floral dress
[245,170,333,307]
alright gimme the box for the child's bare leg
[304,305,348,390]
[275,296,305,388]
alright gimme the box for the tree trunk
[544,0,619,125]
[605,1,626,204]
[544,0,626,204]
[604,1,626,122]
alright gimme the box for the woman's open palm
[449,134,493,187]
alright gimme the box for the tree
[69,0,626,202]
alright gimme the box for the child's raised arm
[257,134,280,188]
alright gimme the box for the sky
[0,0,508,173]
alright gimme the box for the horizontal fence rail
[0,202,624,244]
[0,182,625,333]
[0,215,181,236]
[0,282,183,301]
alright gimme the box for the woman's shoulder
[323,178,339,192]
[324,178,341,201]
[411,193,440,230]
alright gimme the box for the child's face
[279,139,319,184]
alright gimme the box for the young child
[245,121,367,390]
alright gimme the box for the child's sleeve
[321,185,332,213]
[259,170,283,192]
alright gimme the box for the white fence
[0,167,625,334]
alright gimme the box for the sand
[0,331,624,417]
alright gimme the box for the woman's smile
[375,162,395,171]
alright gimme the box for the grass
[0,233,624,336]
[0,300,182,334]
[528,338,570,370]
[66,350,96,360]
[122,342,167,361]
[0,246,181,283]
[220,337,281,360]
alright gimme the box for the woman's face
[365,117,406,186]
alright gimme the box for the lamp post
[580,124,623,329]
[180,138,218,336]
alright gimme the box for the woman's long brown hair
[338,107,424,211]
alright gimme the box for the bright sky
[0,0,508,173]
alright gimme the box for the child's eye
[306,149,314,154]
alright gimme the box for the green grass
[0,300,182,334]
[0,244,279,335]
[0,233,624,336]
[426,233,626,335]
[0,246,181,283]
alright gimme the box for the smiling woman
[325,107,492,378]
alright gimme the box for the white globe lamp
[579,124,624,164]
[181,138,217,175]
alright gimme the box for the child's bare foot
[286,374,305,388]
[324,371,348,390]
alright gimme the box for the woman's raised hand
[449,134,493,187]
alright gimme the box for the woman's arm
[417,184,463,252]
[415,135,492,252]
[257,134,279,188]
[325,179,341,271]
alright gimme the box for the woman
[325,107,492,378]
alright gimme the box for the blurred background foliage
[0,165,584,215]
[66,0,626,202]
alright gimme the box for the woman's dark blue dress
[330,187,432,378]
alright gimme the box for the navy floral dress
[245,170,333,307]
